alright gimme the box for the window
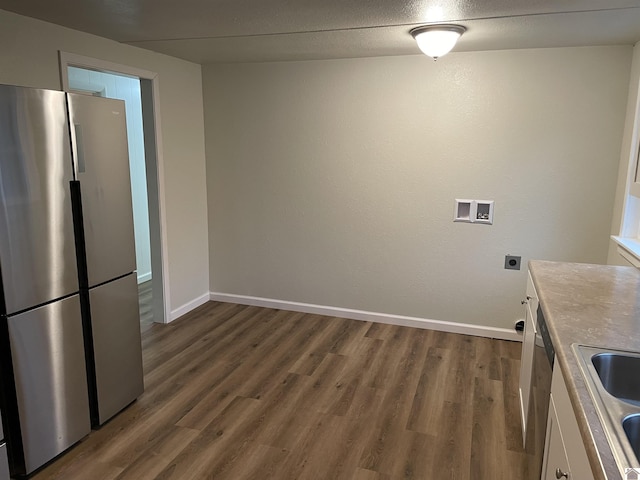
[612,66,640,267]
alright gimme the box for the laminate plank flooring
[32,302,533,480]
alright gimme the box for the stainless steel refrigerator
[0,84,143,477]
[68,92,144,427]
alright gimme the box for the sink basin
[592,353,640,406]
[573,345,640,477]
[623,415,640,462]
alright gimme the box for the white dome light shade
[411,25,466,59]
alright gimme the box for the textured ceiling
[2,0,640,63]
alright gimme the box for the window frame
[612,64,640,264]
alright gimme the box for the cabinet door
[542,395,571,480]
[526,271,539,317]
[519,271,538,446]
[549,364,594,480]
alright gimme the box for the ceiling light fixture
[410,24,466,60]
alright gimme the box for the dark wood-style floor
[32,302,532,479]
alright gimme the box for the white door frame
[59,51,171,324]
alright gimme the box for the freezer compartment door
[0,85,78,314]
[8,294,90,474]
[67,93,136,287]
[88,274,143,425]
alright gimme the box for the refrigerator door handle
[73,124,86,174]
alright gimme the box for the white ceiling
[2,0,640,63]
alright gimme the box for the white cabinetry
[542,396,571,480]
[542,364,594,480]
[519,271,538,446]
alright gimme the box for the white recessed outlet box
[454,199,494,224]
[454,199,472,222]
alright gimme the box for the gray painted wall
[204,47,631,330]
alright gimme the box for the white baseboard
[170,292,210,322]
[137,271,152,284]
[209,292,522,342]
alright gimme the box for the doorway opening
[59,52,169,326]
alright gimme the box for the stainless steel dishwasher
[525,306,555,480]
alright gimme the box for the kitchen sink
[592,353,640,406]
[623,415,640,462]
[573,345,640,477]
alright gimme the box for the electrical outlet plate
[505,255,521,270]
